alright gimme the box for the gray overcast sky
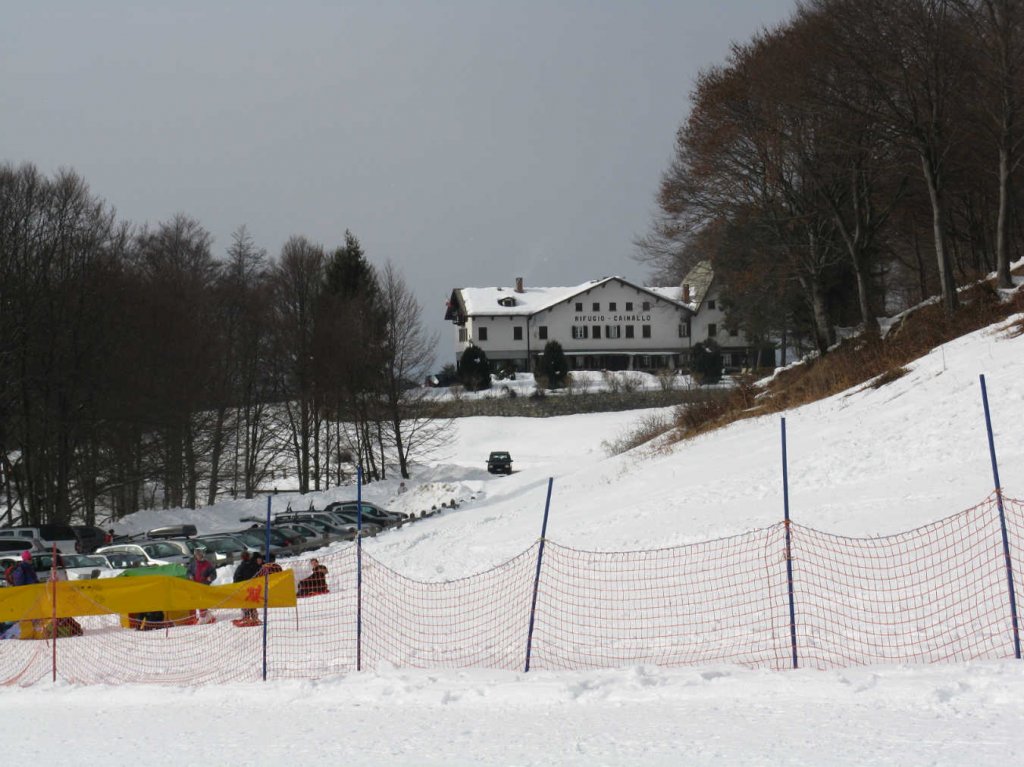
[2,1,795,364]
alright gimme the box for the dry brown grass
[865,366,910,389]
[603,412,676,456]
[668,277,1024,444]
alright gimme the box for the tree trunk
[207,406,227,506]
[995,145,1014,288]
[809,276,833,354]
[921,153,959,313]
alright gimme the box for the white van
[1,525,79,554]
[0,537,43,555]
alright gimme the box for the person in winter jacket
[11,551,39,586]
[233,551,260,583]
[232,550,263,625]
[297,559,329,597]
[186,548,217,624]
[187,548,217,584]
[257,553,283,577]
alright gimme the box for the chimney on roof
[683,283,691,303]
[515,277,524,293]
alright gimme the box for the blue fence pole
[781,418,798,670]
[357,466,363,672]
[524,477,554,673]
[262,495,271,681]
[980,374,1021,660]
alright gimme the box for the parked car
[191,534,249,567]
[31,553,114,580]
[274,513,371,540]
[239,525,315,555]
[487,451,513,474]
[154,538,197,560]
[325,501,407,526]
[229,529,286,556]
[95,543,175,568]
[0,555,18,584]
[94,551,149,570]
[146,524,198,540]
[72,525,108,553]
[307,510,383,537]
[276,520,333,549]
[0,536,44,555]
[139,539,193,565]
[325,510,385,536]
[272,525,310,548]
[1,524,79,554]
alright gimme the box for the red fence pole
[51,542,57,682]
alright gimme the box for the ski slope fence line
[1,494,1022,685]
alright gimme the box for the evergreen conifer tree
[459,344,491,391]
[691,341,723,385]
[539,340,569,389]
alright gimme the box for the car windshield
[490,452,510,460]
[198,537,246,554]
[69,555,108,568]
[333,511,374,524]
[340,502,372,512]
[142,536,182,557]
[233,531,266,547]
[282,517,329,533]
[105,553,146,568]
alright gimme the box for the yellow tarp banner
[0,571,297,621]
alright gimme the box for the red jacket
[187,558,216,584]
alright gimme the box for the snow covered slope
[15,311,1019,766]
[116,312,1024,582]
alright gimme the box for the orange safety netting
[1,495,1021,685]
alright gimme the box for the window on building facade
[538,326,548,340]
[514,326,523,341]
[458,328,467,342]
[572,326,588,340]
[592,302,600,311]
[708,323,717,337]
[626,301,633,311]
[708,299,716,310]
[678,322,689,338]
[606,325,621,339]
[642,325,651,338]
[642,301,651,311]
[729,327,738,337]
[478,327,488,341]
[593,325,601,339]
[575,302,582,311]
[625,325,634,339]
[609,302,617,311]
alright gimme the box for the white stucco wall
[452,279,692,364]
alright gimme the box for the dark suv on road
[487,451,513,474]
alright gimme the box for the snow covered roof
[446,276,690,321]
[681,260,714,309]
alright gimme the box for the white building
[444,263,758,372]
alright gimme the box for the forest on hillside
[638,0,1023,354]
[0,164,443,526]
